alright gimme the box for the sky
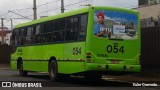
[0,0,138,29]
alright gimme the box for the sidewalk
[104,74,160,82]
[0,64,9,69]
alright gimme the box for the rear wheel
[49,60,58,81]
[18,61,28,76]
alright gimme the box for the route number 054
[106,43,124,54]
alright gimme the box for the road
[0,69,159,90]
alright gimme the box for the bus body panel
[58,42,86,74]
[10,6,141,75]
[11,42,86,74]
[85,7,141,72]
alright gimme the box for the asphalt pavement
[0,69,159,90]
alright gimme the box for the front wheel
[18,61,28,76]
[49,60,58,81]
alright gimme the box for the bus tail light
[86,52,91,56]
[86,52,91,62]
[86,52,91,58]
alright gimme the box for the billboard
[94,10,138,40]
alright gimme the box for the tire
[18,61,28,76]
[49,60,58,81]
[84,71,103,81]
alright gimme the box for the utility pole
[61,0,65,13]
[33,0,37,20]
[1,18,4,44]
[10,19,13,30]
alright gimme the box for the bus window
[43,22,53,33]
[13,29,20,46]
[79,14,87,41]
[73,17,79,28]
[26,26,33,44]
[65,17,79,41]
[43,22,53,43]
[35,24,42,43]
[43,33,53,43]
[27,27,32,36]
[53,31,64,42]
[54,19,65,31]
[19,28,26,45]
[53,19,65,42]
[11,29,17,46]
[35,25,41,35]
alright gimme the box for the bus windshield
[94,10,138,40]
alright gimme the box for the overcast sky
[0,0,138,29]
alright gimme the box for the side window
[66,18,73,29]
[19,28,26,45]
[54,19,65,31]
[15,29,20,46]
[27,27,32,36]
[26,26,33,45]
[65,17,80,41]
[79,14,87,40]
[42,22,53,43]
[11,30,15,46]
[43,22,52,33]
[35,25,41,35]
[35,24,42,43]
[74,17,79,28]
[11,29,19,46]
[53,19,65,42]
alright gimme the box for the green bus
[10,6,141,81]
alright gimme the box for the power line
[1,0,91,30]
[8,10,32,20]
[37,0,60,7]
[11,7,32,12]
[11,0,60,12]
[0,12,8,17]
[65,0,88,7]
[31,0,88,16]
[2,0,89,20]
[10,0,88,18]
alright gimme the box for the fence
[0,45,12,64]
[141,26,160,77]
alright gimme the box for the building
[136,4,160,20]
[0,27,12,45]
[5,33,12,45]
[139,0,160,6]
[0,27,8,31]
[134,0,160,27]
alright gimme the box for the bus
[10,6,141,81]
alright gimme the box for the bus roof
[14,6,138,29]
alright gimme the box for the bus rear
[85,7,140,74]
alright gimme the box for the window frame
[13,13,88,46]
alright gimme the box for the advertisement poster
[94,10,138,39]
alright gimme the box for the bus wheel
[49,60,58,81]
[84,71,103,81]
[18,61,28,76]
